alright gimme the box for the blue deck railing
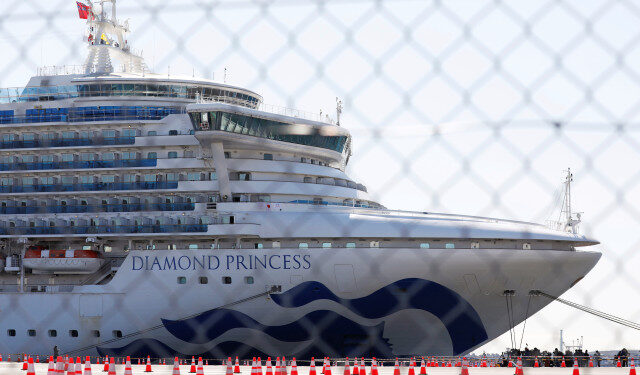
[0,136,135,149]
[0,202,195,215]
[0,158,157,171]
[0,106,184,125]
[0,181,178,193]
[0,224,208,235]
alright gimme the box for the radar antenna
[559,168,581,234]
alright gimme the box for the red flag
[76,1,91,19]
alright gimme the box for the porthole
[27,329,36,337]
[91,330,100,338]
[199,277,208,284]
[113,330,123,338]
[177,276,186,284]
[7,329,15,337]
[245,276,254,284]
[222,276,232,284]
[48,330,57,337]
[420,243,430,249]
[69,330,78,337]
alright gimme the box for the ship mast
[83,0,148,74]
[559,168,581,234]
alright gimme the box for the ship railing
[197,95,335,124]
[0,136,136,150]
[0,202,196,215]
[0,106,185,125]
[0,181,179,194]
[0,158,158,171]
[0,223,209,236]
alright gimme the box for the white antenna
[224,67,227,83]
[559,168,581,234]
[336,97,343,126]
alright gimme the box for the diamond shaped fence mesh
[0,0,638,366]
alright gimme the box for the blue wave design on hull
[97,339,271,359]
[163,309,391,357]
[158,278,486,356]
[270,278,487,354]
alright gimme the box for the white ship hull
[0,248,600,357]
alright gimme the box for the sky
[1,0,639,354]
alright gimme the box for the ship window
[184,150,194,158]
[263,153,273,160]
[69,330,78,337]
[177,276,186,284]
[147,131,157,136]
[199,277,208,284]
[298,242,308,249]
[91,330,100,337]
[346,242,356,248]
[61,154,74,162]
[370,241,379,248]
[143,174,157,182]
[121,129,136,137]
[188,244,198,249]
[169,130,178,136]
[254,243,263,249]
[27,329,36,337]
[245,276,254,284]
[420,243,430,249]
[445,243,455,249]
[303,177,312,183]
[112,330,122,338]
[224,152,230,159]
[168,151,178,159]
[101,152,115,161]
[471,242,480,249]
[101,175,115,183]
[272,241,280,248]
[7,329,15,337]
[187,173,201,181]
[48,330,57,337]
[80,153,95,161]
[322,242,332,248]
[222,276,232,284]
[523,243,531,250]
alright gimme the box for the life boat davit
[22,247,105,274]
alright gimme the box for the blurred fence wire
[0,0,639,360]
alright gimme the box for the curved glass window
[190,111,349,153]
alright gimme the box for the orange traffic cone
[172,357,181,375]
[27,357,36,375]
[588,356,594,367]
[124,357,133,375]
[572,357,580,375]
[227,358,234,375]
[324,358,332,375]
[190,357,196,373]
[103,356,109,372]
[290,358,298,375]
[23,355,29,371]
[84,357,92,375]
[107,357,115,375]
[56,357,65,375]
[67,358,76,375]
[514,357,523,375]
[75,358,82,375]
[343,358,351,375]
[309,358,316,375]
[235,357,241,374]
[407,359,415,375]
[418,358,426,375]
[144,356,152,372]
[534,357,539,368]
[629,357,637,375]
[352,359,358,375]
[460,358,469,375]
[393,359,400,375]
[196,357,204,375]
[618,358,623,368]
[370,359,377,375]
[36,356,40,364]
[266,358,273,375]
[47,356,55,375]
[561,357,566,368]
[480,355,487,368]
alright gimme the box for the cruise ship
[0,0,600,359]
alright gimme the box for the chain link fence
[0,0,638,362]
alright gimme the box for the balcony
[0,158,157,171]
[0,224,208,235]
[0,106,184,125]
[0,202,195,215]
[0,136,135,150]
[0,181,179,194]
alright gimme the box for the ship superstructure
[0,0,600,358]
